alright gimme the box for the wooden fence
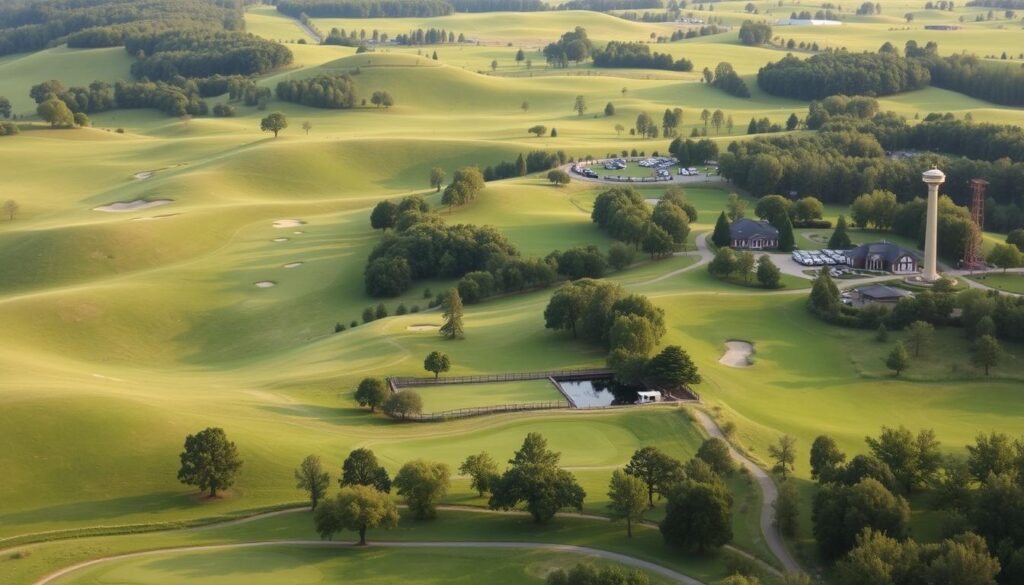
[389,368,613,390]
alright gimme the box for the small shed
[636,391,661,403]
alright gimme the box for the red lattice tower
[963,178,988,269]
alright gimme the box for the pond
[556,378,640,408]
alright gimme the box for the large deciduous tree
[607,469,647,538]
[314,485,399,544]
[295,454,331,509]
[354,377,388,412]
[423,351,451,379]
[489,433,586,522]
[459,452,499,496]
[341,448,391,492]
[260,111,288,137]
[177,427,243,497]
[660,480,733,553]
[645,345,701,389]
[624,446,683,507]
[393,459,450,519]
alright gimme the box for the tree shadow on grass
[0,491,197,530]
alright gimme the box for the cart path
[692,410,802,574]
[32,540,705,585]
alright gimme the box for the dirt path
[691,410,801,574]
[637,233,714,285]
[32,540,705,585]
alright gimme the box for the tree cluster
[591,41,693,72]
[668,137,719,166]
[591,186,692,256]
[542,26,593,68]
[738,21,772,45]
[757,52,931,100]
[276,0,453,18]
[275,74,357,109]
[124,30,292,82]
[709,62,750,98]
[393,28,459,45]
[447,0,547,10]
[482,150,565,181]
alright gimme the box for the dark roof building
[845,242,919,274]
[729,218,779,250]
[855,284,913,303]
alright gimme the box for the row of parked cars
[791,249,851,267]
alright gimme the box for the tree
[755,195,791,225]
[972,335,1001,376]
[646,345,701,389]
[906,321,934,357]
[295,454,330,509]
[37,98,74,127]
[624,446,683,507]
[725,193,747,221]
[696,438,735,476]
[314,485,399,544]
[429,167,446,192]
[439,288,465,339]
[885,342,910,377]
[260,112,288,137]
[710,109,725,134]
[604,102,615,116]
[711,211,731,247]
[735,250,755,283]
[776,215,795,252]
[515,48,525,63]
[865,426,941,493]
[393,459,450,519]
[177,427,243,497]
[785,112,800,131]
[810,435,846,482]
[640,223,674,259]
[0,96,10,119]
[660,480,733,553]
[652,201,690,245]
[370,90,394,108]
[574,95,587,116]
[1007,228,1024,250]
[384,391,423,419]
[966,432,1018,483]
[768,435,797,479]
[521,100,530,112]
[528,124,547,137]
[354,378,388,412]
[607,242,635,271]
[775,480,799,538]
[302,121,312,135]
[808,267,840,315]
[614,123,625,136]
[828,215,853,249]
[700,108,710,128]
[726,115,734,134]
[708,247,738,279]
[341,448,391,492]
[489,433,586,523]
[812,478,910,559]
[988,243,1022,272]
[607,469,647,538]
[364,256,411,297]
[370,200,398,232]
[460,452,499,496]
[491,59,498,72]
[635,112,653,137]
[73,112,90,127]
[3,200,19,221]
[423,351,451,379]
[547,169,571,186]
[756,255,781,289]
[609,314,657,355]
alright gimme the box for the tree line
[807,426,1024,583]
[558,0,662,9]
[27,78,218,117]
[393,27,459,45]
[909,41,1024,108]
[0,0,244,57]
[481,150,565,181]
[591,41,693,72]
[276,0,453,18]
[757,51,931,100]
[275,74,357,109]
[124,29,292,82]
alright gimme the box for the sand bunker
[283,262,303,269]
[254,281,276,288]
[719,340,754,368]
[293,231,304,235]
[94,199,173,213]
[133,171,154,180]
[272,237,289,243]
[131,214,177,221]
[273,219,305,229]
[406,324,439,331]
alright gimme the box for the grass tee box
[415,380,568,414]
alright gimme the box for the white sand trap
[283,262,303,268]
[272,237,289,242]
[293,230,304,235]
[406,324,439,331]
[133,171,154,180]
[254,281,276,288]
[719,340,754,367]
[94,199,173,212]
[273,219,305,228]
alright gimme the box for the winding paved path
[692,410,801,574]
[33,540,704,585]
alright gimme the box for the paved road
[692,410,802,574]
[33,540,705,585]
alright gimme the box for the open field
[2,2,1024,582]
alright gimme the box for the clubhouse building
[845,242,919,274]
[729,219,779,250]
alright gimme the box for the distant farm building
[730,218,779,250]
[775,18,842,26]
[853,284,914,304]
[845,242,919,274]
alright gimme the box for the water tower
[921,168,946,282]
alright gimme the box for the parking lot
[568,157,721,184]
